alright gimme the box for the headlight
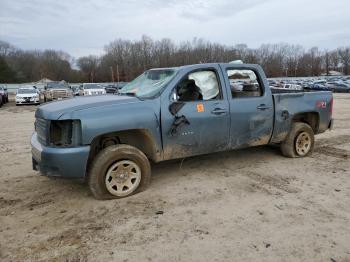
[49,120,82,147]
[16,96,21,100]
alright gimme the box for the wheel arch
[292,112,320,134]
[86,128,161,172]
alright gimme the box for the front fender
[59,98,162,156]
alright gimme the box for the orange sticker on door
[197,103,204,112]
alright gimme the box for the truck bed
[270,90,333,143]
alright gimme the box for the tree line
[0,40,83,83]
[0,36,349,83]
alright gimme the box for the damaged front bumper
[31,132,90,178]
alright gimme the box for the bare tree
[77,55,100,82]
[338,47,350,75]
[1,36,349,83]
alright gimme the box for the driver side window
[176,70,221,102]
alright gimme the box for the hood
[17,93,38,97]
[84,88,106,94]
[47,88,71,92]
[36,94,139,120]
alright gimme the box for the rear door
[160,65,231,160]
[220,64,274,148]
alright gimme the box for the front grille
[35,118,48,145]
[52,90,68,99]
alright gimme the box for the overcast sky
[1,0,349,58]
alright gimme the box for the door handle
[211,108,227,115]
[257,104,271,111]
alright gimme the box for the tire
[87,144,151,200]
[281,122,314,158]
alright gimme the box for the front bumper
[16,98,40,104]
[31,133,90,178]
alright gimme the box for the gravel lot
[0,94,349,262]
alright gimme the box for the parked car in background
[283,84,303,90]
[104,84,119,94]
[70,85,81,96]
[81,83,106,96]
[305,83,329,91]
[16,87,40,105]
[328,83,350,93]
[0,86,9,104]
[102,82,129,94]
[43,82,73,102]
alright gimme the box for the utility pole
[110,66,115,82]
[116,64,120,83]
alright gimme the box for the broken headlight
[49,120,82,147]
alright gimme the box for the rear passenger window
[226,69,262,98]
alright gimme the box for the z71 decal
[316,101,327,109]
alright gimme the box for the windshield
[84,84,104,89]
[18,89,37,94]
[119,69,177,98]
[47,82,69,89]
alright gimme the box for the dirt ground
[0,94,349,262]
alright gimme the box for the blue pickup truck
[31,63,333,199]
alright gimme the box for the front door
[161,66,230,160]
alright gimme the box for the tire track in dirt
[315,135,350,159]
[239,171,299,195]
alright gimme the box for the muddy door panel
[229,97,274,148]
[161,100,230,160]
[219,64,274,148]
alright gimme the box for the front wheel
[281,122,314,158]
[87,144,151,200]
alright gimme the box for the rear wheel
[281,122,314,158]
[88,144,151,200]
